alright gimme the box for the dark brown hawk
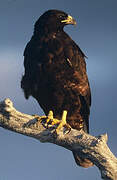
[21,9,93,168]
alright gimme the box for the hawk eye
[59,15,64,19]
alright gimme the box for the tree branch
[0,98,117,180]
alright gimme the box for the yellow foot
[56,111,71,134]
[33,111,71,134]
[45,111,60,127]
[32,112,59,128]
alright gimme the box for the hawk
[21,9,93,168]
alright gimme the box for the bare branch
[0,98,117,180]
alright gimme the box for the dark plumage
[21,9,93,168]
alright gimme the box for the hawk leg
[55,110,71,134]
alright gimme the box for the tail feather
[72,151,93,168]
[72,119,93,168]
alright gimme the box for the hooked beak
[61,15,76,25]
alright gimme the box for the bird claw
[44,110,60,128]
[55,110,70,134]
[33,110,71,134]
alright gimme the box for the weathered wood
[0,98,117,180]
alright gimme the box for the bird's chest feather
[39,34,75,75]
[36,34,86,92]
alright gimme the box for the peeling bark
[0,98,117,180]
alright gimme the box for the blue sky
[0,0,117,179]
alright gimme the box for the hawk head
[34,9,76,34]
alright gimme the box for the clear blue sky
[0,0,117,179]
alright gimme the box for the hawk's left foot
[41,110,71,133]
[55,110,71,134]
